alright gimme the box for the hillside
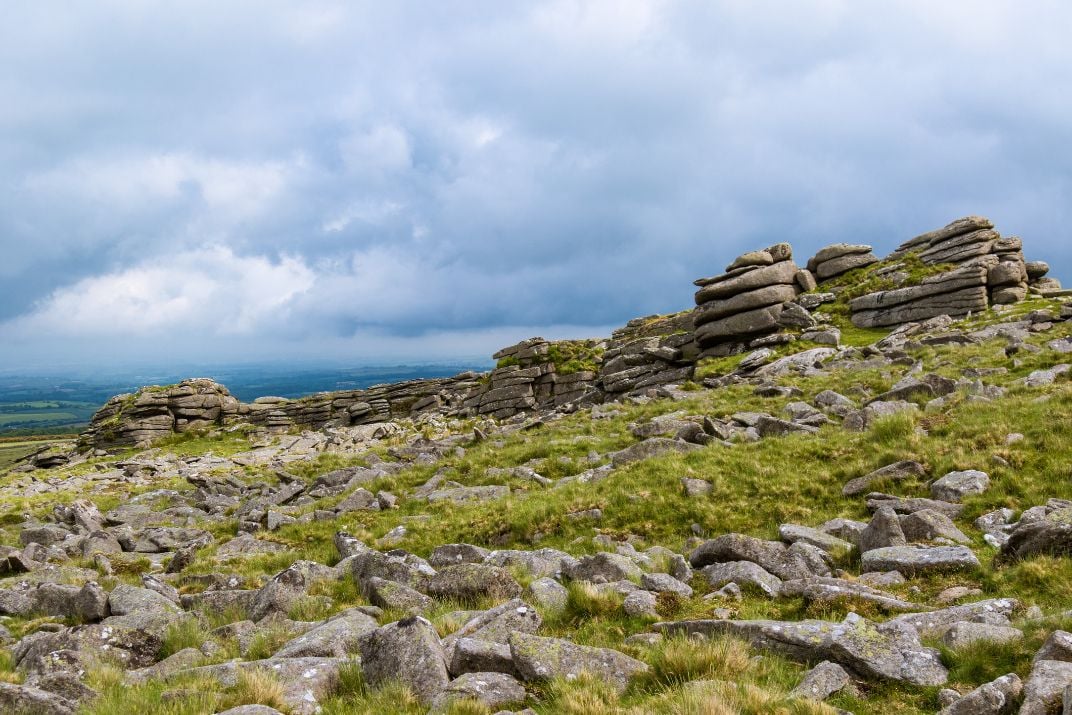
[0,217,1071,715]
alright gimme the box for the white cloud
[6,246,314,338]
[339,124,413,173]
[24,153,293,219]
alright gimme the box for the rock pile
[467,338,605,418]
[692,243,813,354]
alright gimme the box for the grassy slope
[0,299,1070,713]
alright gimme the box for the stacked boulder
[79,379,242,449]
[806,244,878,282]
[893,216,1000,266]
[471,339,553,419]
[692,243,813,354]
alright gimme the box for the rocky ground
[1,223,1072,714]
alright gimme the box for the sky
[1,1,1071,371]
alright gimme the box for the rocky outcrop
[692,244,808,353]
[79,379,242,449]
[843,216,1063,328]
[467,338,604,418]
[850,264,990,328]
[75,215,1064,453]
[247,372,484,432]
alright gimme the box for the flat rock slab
[843,461,927,497]
[653,612,947,686]
[887,598,1019,638]
[861,545,980,576]
[509,631,648,694]
[780,577,925,613]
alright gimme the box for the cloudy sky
[2,1,1070,371]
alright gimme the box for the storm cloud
[2,1,1070,368]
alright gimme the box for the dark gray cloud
[2,1,1071,368]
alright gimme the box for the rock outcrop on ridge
[76,216,1065,452]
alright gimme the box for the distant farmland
[0,400,99,435]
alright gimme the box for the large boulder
[358,617,450,705]
[1002,505,1072,560]
[690,533,830,580]
[424,563,521,602]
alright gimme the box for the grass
[3,298,1072,714]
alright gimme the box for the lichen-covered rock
[887,598,1019,638]
[859,507,907,553]
[689,533,830,580]
[249,560,337,621]
[938,672,1021,715]
[429,671,526,713]
[442,599,542,657]
[365,577,433,614]
[1020,660,1072,715]
[701,561,782,597]
[900,509,970,544]
[861,545,980,576]
[272,609,378,658]
[1002,505,1072,560]
[566,552,643,583]
[526,577,568,612]
[358,617,450,705]
[789,660,852,701]
[931,470,990,502]
[425,563,521,602]
[0,682,76,715]
[509,632,648,694]
[941,622,1023,650]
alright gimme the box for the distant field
[0,400,98,434]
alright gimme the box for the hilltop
[0,217,1071,714]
